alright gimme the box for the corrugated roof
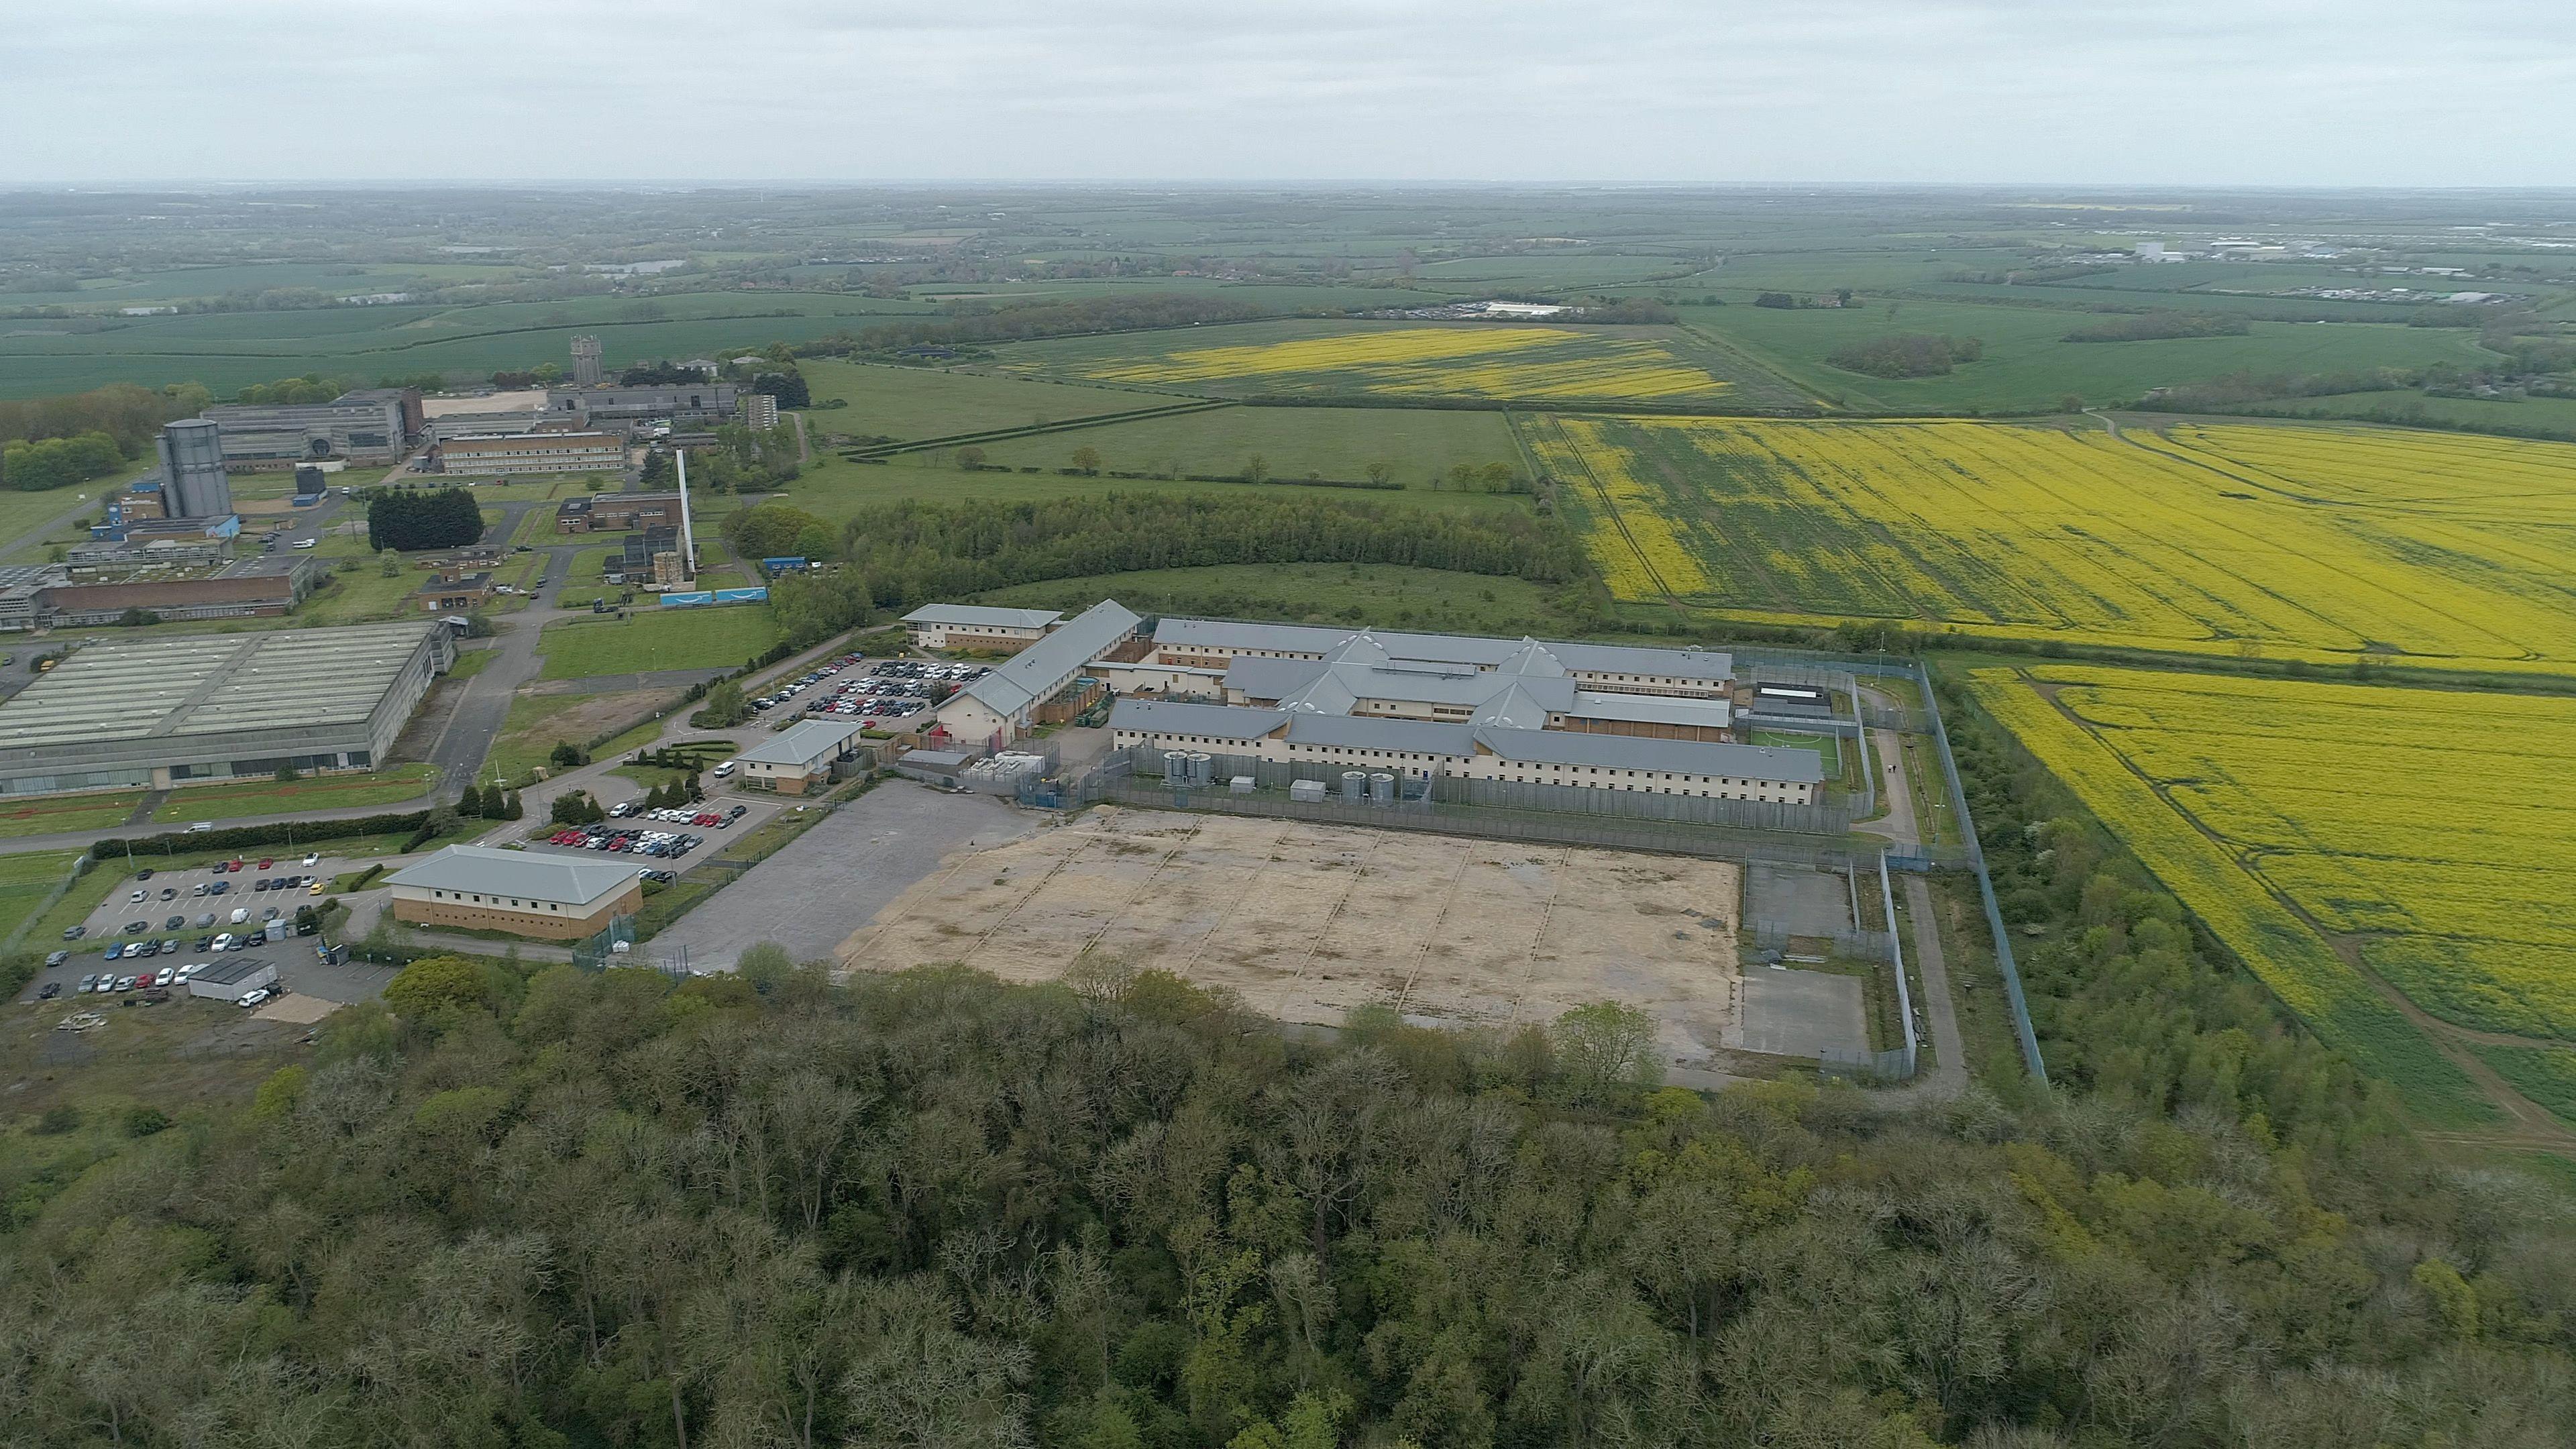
[389,845,642,905]
[1568,690,1733,729]
[957,599,1140,718]
[902,604,1063,631]
[1473,728,1821,784]
[0,621,442,752]
[1155,616,1731,681]
[738,718,863,766]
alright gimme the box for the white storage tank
[1340,770,1366,803]
[1370,771,1395,804]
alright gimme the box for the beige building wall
[389,879,642,941]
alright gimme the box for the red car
[223,859,242,873]
[257,857,274,869]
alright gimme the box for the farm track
[1526,412,1682,609]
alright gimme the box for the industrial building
[417,570,494,612]
[932,600,1143,748]
[155,419,235,519]
[0,621,453,796]
[557,492,684,533]
[199,388,423,468]
[433,430,625,475]
[735,717,865,794]
[902,604,1063,652]
[187,957,280,1002]
[545,383,739,425]
[388,845,643,941]
[0,553,321,632]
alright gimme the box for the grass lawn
[482,689,687,786]
[0,792,147,841]
[148,763,441,823]
[776,450,1536,527]
[445,645,499,680]
[537,606,784,681]
[290,562,428,625]
[0,457,152,561]
[1749,728,1843,774]
[922,405,1526,487]
[975,561,1585,637]
[802,358,1167,439]
[0,850,85,945]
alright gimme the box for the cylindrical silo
[1370,771,1395,804]
[1161,749,1189,780]
[1186,751,1213,787]
[1339,770,1366,803]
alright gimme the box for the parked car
[257,858,274,869]
[164,914,184,930]
[114,975,137,992]
[62,924,85,941]
[154,966,176,988]
[129,890,148,904]
[211,933,233,953]
[124,920,149,934]
[77,973,98,992]
[159,887,177,902]
[38,982,60,1000]
[193,936,213,951]
[301,853,319,867]
[45,949,68,968]
[237,989,270,1010]
[104,943,125,961]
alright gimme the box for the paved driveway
[651,782,1030,973]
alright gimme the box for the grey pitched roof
[389,845,641,905]
[1567,690,1733,729]
[1549,641,1733,682]
[1472,729,1822,784]
[903,604,1063,631]
[1470,683,1558,730]
[737,718,863,766]
[1223,655,1328,700]
[1110,698,1288,741]
[1283,713,1477,755]
[959,599,1140,716]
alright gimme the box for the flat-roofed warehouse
[0,621,453,797]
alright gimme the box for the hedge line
[93,809,435,860]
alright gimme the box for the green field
[0,850,85,946]
[772,450,1539,527]
[1679,300,2502,413]
[146,763,441,823]
[2211,388,2576,439]
[537,605,784,681]
[0,290,938,398]
[909,404,1527,486]
[802,358,1166,439]
[974,561,1585,637]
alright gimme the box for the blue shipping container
[659,592,714,608]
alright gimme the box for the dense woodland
[367,487,488,552]
[1,682,2567,1448]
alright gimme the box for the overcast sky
[11,0,2573,187]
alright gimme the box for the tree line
[3,758,2567,1448]
[2061,311,2251,342]
[798,294,1279,358]
[733,493,1590,648]
[1826,333,1986,378]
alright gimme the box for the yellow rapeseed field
[2024,664,2576,1042]
[1553,418,2576,670]
[1522,417,1712,598]
[1061,326,1733,402]
[1968,665,2518,1124]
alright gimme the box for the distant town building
[572,335,604,388]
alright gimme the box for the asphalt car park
[28,851,359,998]
[519,788,789,874]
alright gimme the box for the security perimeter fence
[571,913,639,972]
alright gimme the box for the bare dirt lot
[841,807,1746,1063]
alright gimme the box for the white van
[713,759,738,778]
[229,906,250,925]
[290,539,317,550]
